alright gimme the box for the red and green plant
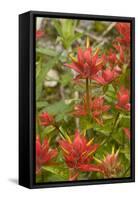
[35,19,131,183]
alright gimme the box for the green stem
[53,124,64,135]
[101,112,120,146]
[86,78,90,114]
[53,124,71,142]
[109,112,120,138]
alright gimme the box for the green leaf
[36,55,59,100]
[80,116,93,131]
[105,84,116,104]
[112,128,125,145]
[43,100,73,116]
[60,72,73,87]
[36,47,58,57]
[93,119,114,136]
[53,19,82,48]
[119,114,130,128]
[58,126,71,142]
[36,101,49,110]
[42,126,56,138]
[102,113,114,120]
[94,21,108,33]
[120,146,130,161]
[42,166,69,180]
[53,20,63,36]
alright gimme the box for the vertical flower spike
[72,104,87,117]
[91,97,110,125]
[72,96,110,125]
[115,87,130,111]
[65,47,104,80]
[36,135,57,175]
[59,130,101,179]
[39,112,54,126]
[99,148,122,178]
[72,96,88,117]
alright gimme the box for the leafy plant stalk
[53,124,64,135]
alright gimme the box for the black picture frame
[19,11,135,189]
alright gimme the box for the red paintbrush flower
[59,130,101,176]
[72,95,92,117]
[36,30,44,40]
[107,50,117,66]
[65,47,104,80]
[72,96,110,125]
[115,23,130,46]
[39,112,54,126]
[123,128,131,140]
[115,87,130,111]
[91,97,110,125]
[98,148,122,178]
[93,67,121,85]
[72,103,87,117]
[114,44,125,64]
[36,135,57,175]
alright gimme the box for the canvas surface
[35,16,131,184]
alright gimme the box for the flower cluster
[36,135,57,175]
[98,148,122,178]
[73,96,110,125]
[36,22,131,182]
[115,87,130,111]
[65,47,104,80]
[39,112,54,126]
[59,130,101,178]
[115,23,130,47]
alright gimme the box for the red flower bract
[93,67,121,85]
[59,130,101,173]
[39,112,54,126]
[72,103,87,117]
[114,44,124,64]
[115,23,130,47]
[123,128,131,140]
[72,96,110,125]
[99,149,122,178]
[36,135,57,175]
[106,50,117,66]
[91,97,110,125]
[65,47,104,79]
[115,87,130,111]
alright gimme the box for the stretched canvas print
[19,11,135,188]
